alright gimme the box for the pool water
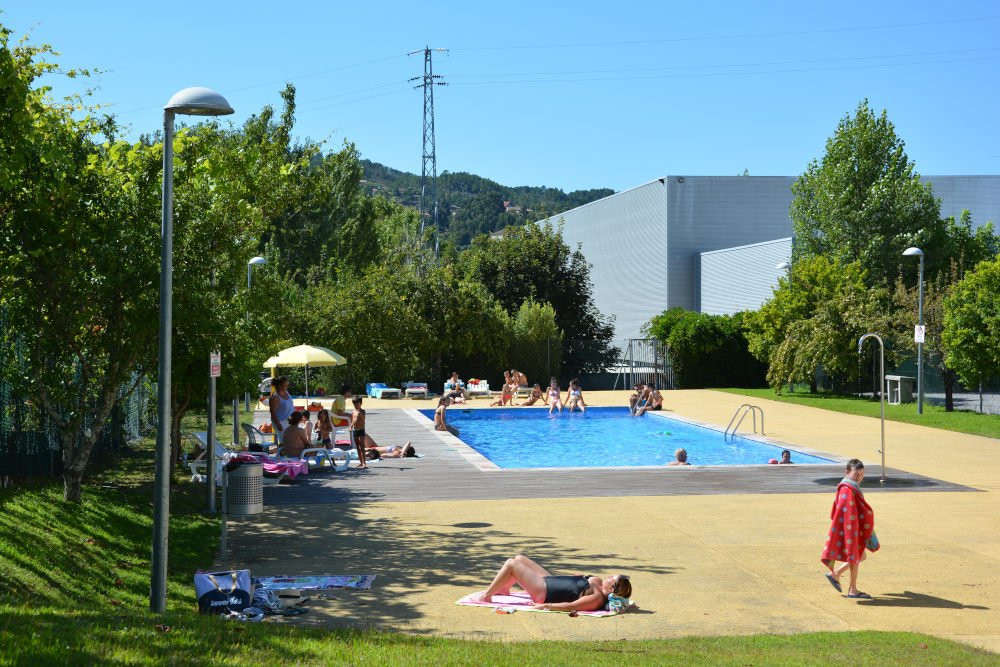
[419,406,832,469]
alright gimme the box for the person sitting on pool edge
[472,554,632,612]
[667,448,690,466]
[518,383,546,406]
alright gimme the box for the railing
[725,403,765,440]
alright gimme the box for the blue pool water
[419,406,832,469]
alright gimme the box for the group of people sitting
[492,373,588,415]
[267,376,416,470]
[629,382,664,415]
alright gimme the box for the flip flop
[824,573,842,593]
[845,592,872,599]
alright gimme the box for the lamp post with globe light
[152,87,234,613]
[902,247,925,415]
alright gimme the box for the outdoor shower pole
[858,333,887,484]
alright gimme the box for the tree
[745,257,896,393]
[0,28,160,501]
[508,300,563,384]
[790,100,940,288]
[459,222,618,378]
[892,212,998,411]
[164,87,313,465]
[942,255,1000,390]
[646,310,764,389]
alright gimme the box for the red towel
[821,480,875,570]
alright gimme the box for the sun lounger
[466,380,490,398]
[242,423,277,454]
[514,385,532,397]
[366,382,401,399]
[188,432,289,485]
[404,381,428,399]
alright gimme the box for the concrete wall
[701,238,793,315]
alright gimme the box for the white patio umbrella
[263,344,347,400]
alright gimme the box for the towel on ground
[455,591,632,616]
[256,575,376,591]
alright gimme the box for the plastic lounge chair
[404,381,428,399]
[514,385,532,397]
[466,380,490,398]
[242,423,277,454]
[366,382,401,399]
[277,447,349,472]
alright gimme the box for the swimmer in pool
[472,555,632,612]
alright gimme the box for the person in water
[473,554,632,612]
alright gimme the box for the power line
[449,15,1000,53]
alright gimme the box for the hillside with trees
[360,159,614,246]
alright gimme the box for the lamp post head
[164,87,234,116]
[248,256,267,267]
[775,261,790,271]
[902,247,924,258]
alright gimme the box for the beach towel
[821,478,877,570]
[255,575,376,591]
[455,591,633,616]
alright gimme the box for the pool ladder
[725,403,765,440]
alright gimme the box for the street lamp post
[903,247,925,415]
[152,87,234,614]
[244,257,267,413]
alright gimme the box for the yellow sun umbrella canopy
[264,344,347,369]
[264,345,347,400]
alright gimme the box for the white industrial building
[540,175,1000,342]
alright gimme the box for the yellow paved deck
[231,390,1000,653]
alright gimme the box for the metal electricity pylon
[408,46,447,257]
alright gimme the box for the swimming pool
[419,406,832,468]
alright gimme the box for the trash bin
[226,462,263,516]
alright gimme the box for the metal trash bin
[226,462,263,516]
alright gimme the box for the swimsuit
[543,575,592,603]
[548,388,561,401]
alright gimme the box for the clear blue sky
[5,1,999,192]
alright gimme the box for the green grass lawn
[1,427,996,665]
[716,388,1000,439]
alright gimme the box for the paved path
[226,390,1000,653]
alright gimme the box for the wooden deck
[261,408,974,506]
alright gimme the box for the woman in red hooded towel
[821,458,879,599]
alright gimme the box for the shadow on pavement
[859,591,989,610]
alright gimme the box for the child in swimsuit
[349,396,368,468]
[315,409,334,445]
[519,384,545,406]
[491,371,514,406]
[547,377,563,414]
[564,378,586,413]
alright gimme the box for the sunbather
[280,411,313,458]
[635,385,662,416]
[472,554,632,612]
[491,371,514,406]
[366,442,417,458]
[518,384,546,406]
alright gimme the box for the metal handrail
[725,403,765,439]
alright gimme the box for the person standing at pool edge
[268,376,294,444]
[821,458,879,599]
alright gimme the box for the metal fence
[612,338,674,391]
[0,313,154,478]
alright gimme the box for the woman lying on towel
[366,442,417,459]
[472,555,632,612]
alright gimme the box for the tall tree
[942,255,1000,390]
[459,222,618,377]
[790,99,940,288]
[0,28,160,501]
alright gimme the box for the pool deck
[225,390,1000,653]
